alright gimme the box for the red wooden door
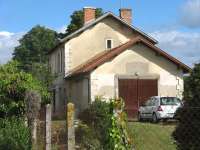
[118,79,138,118]
[138,79,158,107]
[118,79,158,118]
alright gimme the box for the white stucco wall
[90,43,184,101]
[64,17,140,74]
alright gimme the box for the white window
[106,39,113,50]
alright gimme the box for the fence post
[45,104,51,150]
[67,103,75,150]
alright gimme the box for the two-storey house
[48,7,191,118]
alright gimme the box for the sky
[0,0,200,66]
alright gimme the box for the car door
[146,98,154,118]
[149,98,157,115]
[143,99,152,118]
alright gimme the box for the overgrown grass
[128,122,177,150]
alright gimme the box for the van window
[160,97,181,105]
[145,100,151,106]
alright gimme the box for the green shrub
[173,64,200,150]
[78,98,132,150]
[0,117,31,150]
[0,61,50,118]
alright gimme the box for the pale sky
[0,0,200,66]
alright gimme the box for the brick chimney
[119,8,132,24]
[83,7,96,25]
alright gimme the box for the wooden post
[45,104,51,150]
[67,103,75,150]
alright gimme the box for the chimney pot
[83,7,96,25]
[119,8,132,24]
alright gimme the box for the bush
[0,117,31,150]
[78,98,132,150]
[0,61,50,118]
[173,64,200,150]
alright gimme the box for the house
[48,7,191,118]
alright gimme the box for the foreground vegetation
[173,64,200,150]
[76,98,133,150]
[0,61,50,149]
[0,118,31,150]
[128,122,177,150]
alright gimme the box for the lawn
[128,122,177,150]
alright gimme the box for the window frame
[106,39,113,50]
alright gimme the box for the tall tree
[13,25,58,71]
[65,8,104,36]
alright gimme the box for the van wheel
[152,113,158,123]
[138,112,142,122]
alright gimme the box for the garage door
[118,79,158,118]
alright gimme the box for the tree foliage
[0,61,50,118]
[173,64,200,150]
[12,25,57,94]
[13,25,58,72]
[65,8,104,36]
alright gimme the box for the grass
[128,122,177,150]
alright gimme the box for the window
[145,100,151,106]
[57,52,60,73]
[106,39,113,50]
[57,49,63,73]
[52,89,56,113]
[160,97,181,105]
[60,50,62,72]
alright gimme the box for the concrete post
[67,103,75,150]
[45,104,51,150]
[32,118,37,150]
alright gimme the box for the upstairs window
[106,39,113,50]
[56,48,63,73]
[57,52,61,73]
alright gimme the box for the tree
[0,61,50,118]
[65,8,104,36]
[173,64,200,150]
[13,25,58,72]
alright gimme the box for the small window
[52,89,56,113]
[106,39,113,50]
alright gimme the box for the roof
[48,12,158,54]
[66,36,191,78]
